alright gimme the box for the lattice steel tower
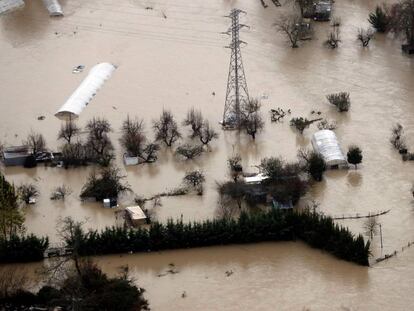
[222,9,250,129]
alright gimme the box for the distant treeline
[70,210,370,266]
[0,235,49,263]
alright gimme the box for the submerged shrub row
[0,234,49,263]
[70,210,370,266]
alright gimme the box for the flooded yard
[1,0,414,309]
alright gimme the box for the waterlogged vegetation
[66,210,370,266]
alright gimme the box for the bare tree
[120,116,145,157]
[175,144,204,160]
[274,15,302,48]
[85,117,114,165]
[241,98,265,140]
[17,183,39,204]
[363,216,378,240]
[182,108,203,138]
[0,266,29,299]
[326,23,341,48]
[357,28,374,47]
[198,120,219,146]
[183,170,205,195]
[25,131,46,155]
[390,123,407,152]
[228,154,243,182]
[217,181,246,209]
[58,120,80,144]
[153,109,182,147]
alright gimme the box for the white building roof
[42,0,63,16]
[126,206,147,221]
[55,63,116,120]
[244,173,269,184]
[0,0,24,15]
[311,130,347,167]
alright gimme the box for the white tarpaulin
[311,130,347,168]
[55,63,117,120]
[0,0,24,15]
[42,0,63,16]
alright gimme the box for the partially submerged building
[313,1,332,21]
[0,0,24,15]
[125,206,147,226]
[2,145,31,166]
[42,0,63,16]
[55,63,117,120]
[311,130,347,169]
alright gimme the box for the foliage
[217,181,247,209]
[0,174,24,240]
[298,149,326,181]
[389,0,414,45]
[326,92,351,112]
[153,109,182,147]
[290,117,311,133]
[17,183,39,204]
[175,144,204,160]
[368,5,390,33]
[58,120,80,144]
[259,157,302,182]
[80,166,131,201]
[390,123,407,152]
[66,209,370,266]
[0,261,149,310]
[347,145,363,169]
[357,28,374,47]
[50,185,72,201]
[0,234,48,263]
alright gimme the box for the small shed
[42,0,63,16]
[55,63,117,120]
[2,146,31,167]
[311,130,347,169]
[0,0,24,15]
[125,206,147,226]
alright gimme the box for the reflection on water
[1,0,414,309]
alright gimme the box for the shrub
[175,144,204,160]
[357,28,374,47]
[326,92,351,112]
[347,145,363,169]
[368,5,390,33]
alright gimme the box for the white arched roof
[55,63,117,120]
[311,130,347,167]
[42,0,63,16]
[0,0,24,15]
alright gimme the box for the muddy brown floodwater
[1,0,414,309]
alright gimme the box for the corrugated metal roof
[55,63,117,120]
[126,206,147,220]
[42,0,63,16]
[0,0,24,15]
[311,130,347,167]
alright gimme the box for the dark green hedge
[0,234,49,263]
[71,210,369,266]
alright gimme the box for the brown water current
[1,0,414,309]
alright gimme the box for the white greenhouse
[311,130,348,169]
[55,63,117,120]
[42,0,63,16]
[0,0,24,15]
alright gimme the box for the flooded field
[1,0,414,309]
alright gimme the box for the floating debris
[181,291,187,298]
[225,270,233,277]
[37,116,45,120]
[72,65,85,74]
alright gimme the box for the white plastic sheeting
[42,0,63,16]
[0,0,24,15]
[311,130,347,168]
[55,63,117,120]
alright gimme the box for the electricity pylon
[222,9,250,129]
